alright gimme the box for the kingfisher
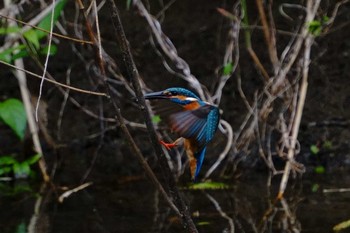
[144,87,220,181]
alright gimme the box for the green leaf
[323,140,332,149]
[223,62,233,75]
[0,50,12,63]
[308,20,322,36]
[333,219,350,232]
[152,115,161,124]
[11,49,30,61]
[310,145,320,154]
[0,44,27,63]
[311,183,319,192]
[187,181,230,190]
[0,155,17,165]
[40,44,57,56]
[13,162,31,179]
[25,154,41,165]
[15,222,27,233]
[23,29,40,49]
[0,26,21,35]
[0,166,12,176]
[322,16,329,24]
[0,98,27,140]
[197,222,210,226]
[314,165,325,174]
[36,0,67,39]
[126,0,132,10]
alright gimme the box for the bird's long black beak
[144,91,168,100]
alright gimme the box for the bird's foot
[159,140,178,151]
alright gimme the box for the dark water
[1,171,350,233]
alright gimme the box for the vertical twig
[241,0,270,81]
[4,0,50,182]
[107,1,198,232]
[255,0,279,71]
[76,0,106,74]
[277,0,320,199]
[16,59,50,182]
[35,0,55,121]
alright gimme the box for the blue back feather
[194,147,207,180]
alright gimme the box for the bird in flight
[145,87,220,181]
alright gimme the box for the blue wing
[150,100,220,180]
[169,104,220,148]
[149,99,220,148]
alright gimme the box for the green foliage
[40,44,58,55]
[152,115,161,124]
[0,0,67,63]
[240,0,252,48]
[0,154,41,179]
[308,16,329,36]
[310,140,332,155]
[15,222,27,233]
[333,219,350,232]
[36,0,67,39]
[197,222,211,226]
[23,29,40,49]
[126,0,132,10]
[187,181,230,190]
[0,98,27,140]
[223,62,233,76]
[308,20,322,36]
[0,26,21,34]
[0,44,26,63]
[314,165,325,174]
[310,144,320,155]
[311,183,319,192]
[323,140,332,149]
[0,98,41,179]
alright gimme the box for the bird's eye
[171,91,177,95]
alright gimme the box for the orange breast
[183,101,201,110]
[184,139,200,179]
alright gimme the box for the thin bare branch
[58,182,93,203]
[0,59,108,97]
[205,193,235,233]
[35,0,56,121]
[278,0,321,199]
[204,120,233,179]
[255,0,279,71]
[134,0,205,100]
[0,14,93,45]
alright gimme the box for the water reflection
[1,172,350,233]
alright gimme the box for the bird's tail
[189,147,206,182]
